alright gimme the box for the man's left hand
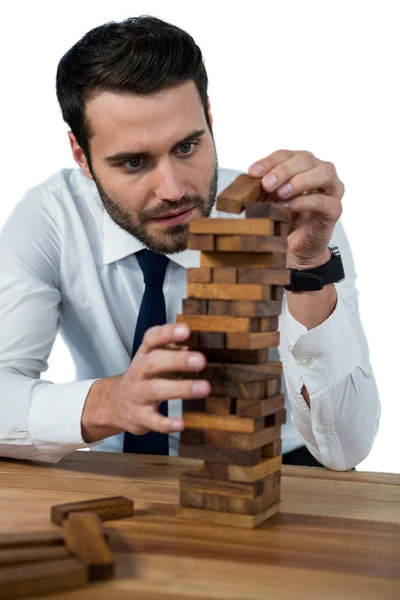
[248,150,345,269]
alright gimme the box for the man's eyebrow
[104,129,206,164]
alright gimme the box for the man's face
[84,81,218,254]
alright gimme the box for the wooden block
[266,378,282,396]
[236,393,285,418]
[187,283,272,302]
[208,299,282,318]
[215,174,263,214]
[180,488,204,509]
[51,496,134,526]
[180,468,264,498]
[215,235,287,254]
[227,456,283,483]
[182,399,206,412]
[204,494,229,512]
[180,428,205,444]
[176,314,256,333]
[212,267,237,283]
[271,286,284,301]
[204,362,282,383]
[198,331,226,349]
[0,546,69,567]
[63,512,114,581]
[0,530,65,550]
[187,233,214,251]
[245,201,291,222]
[183,411,264,433]
[205,425,281,450]
[265,408,287,427]
[262,439,282,458]
[203,462,229,479]
[274,221,290,237]
[176,501,280,529]
[187,267,211,283]
[190,217,273,236]
[0,559,87,599]
[226,332,280,350]
[210,380,265,399]
[201,251,285,269]
[228,485,281,515]
[258,316,279,332]
[182,298,208,315]
[198,347,269,365]
[237,267,290,286]
[205,396,232,415]
[179,442,263,466]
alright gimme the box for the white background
[0,1,398,472]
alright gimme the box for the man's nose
[152,159,186,202]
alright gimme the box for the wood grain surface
[0,451,399,599]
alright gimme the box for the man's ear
[68,131,93,180]
[207,98,213,128]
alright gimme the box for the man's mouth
[151,207,195,226]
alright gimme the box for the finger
[137,323,191,358]
[138,404,185,434]
[259,151,320,193]
[143,348,207,378]
[282,192,343,223]
[248,149,296,178]
[275,163,344,201]
[139,377,211,405]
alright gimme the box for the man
[0,16,380,469]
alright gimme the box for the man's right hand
[81,323,210,443]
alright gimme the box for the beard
[91,156,219,255]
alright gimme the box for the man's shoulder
[29,168,96,201]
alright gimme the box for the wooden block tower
[175,174,291,529]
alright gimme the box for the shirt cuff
[286,293,364,395]
[28,379,100,457]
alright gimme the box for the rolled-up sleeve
[278,222,381,470]
[0,189,98,463]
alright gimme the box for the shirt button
[300,357,311,366]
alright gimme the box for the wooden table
[0,451,399,599]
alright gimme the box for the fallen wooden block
[0,546,69,567]
[0,558,87,599]
[51,496,134,526]
[63,512,114,581]
[0,530,64,550]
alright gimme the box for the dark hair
[56,15,210,167]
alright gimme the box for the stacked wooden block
[176,174,291,529]
[0,496,133,598]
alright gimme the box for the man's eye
[177,142,197,155]
[122,157,143,171]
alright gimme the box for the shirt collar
[102,203,218,269]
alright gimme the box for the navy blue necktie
[123,249,170,455]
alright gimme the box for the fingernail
[171,419,184,432]
[192,381,210,396]
[263,175,277,190]
[278,183,292,198]
[174,324,189,338]
[188,354,204,368]
[249,163,265,176]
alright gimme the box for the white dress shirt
[0,168,381,469]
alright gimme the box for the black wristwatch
[284,246,345,292]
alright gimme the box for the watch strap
[284,248,345,292]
